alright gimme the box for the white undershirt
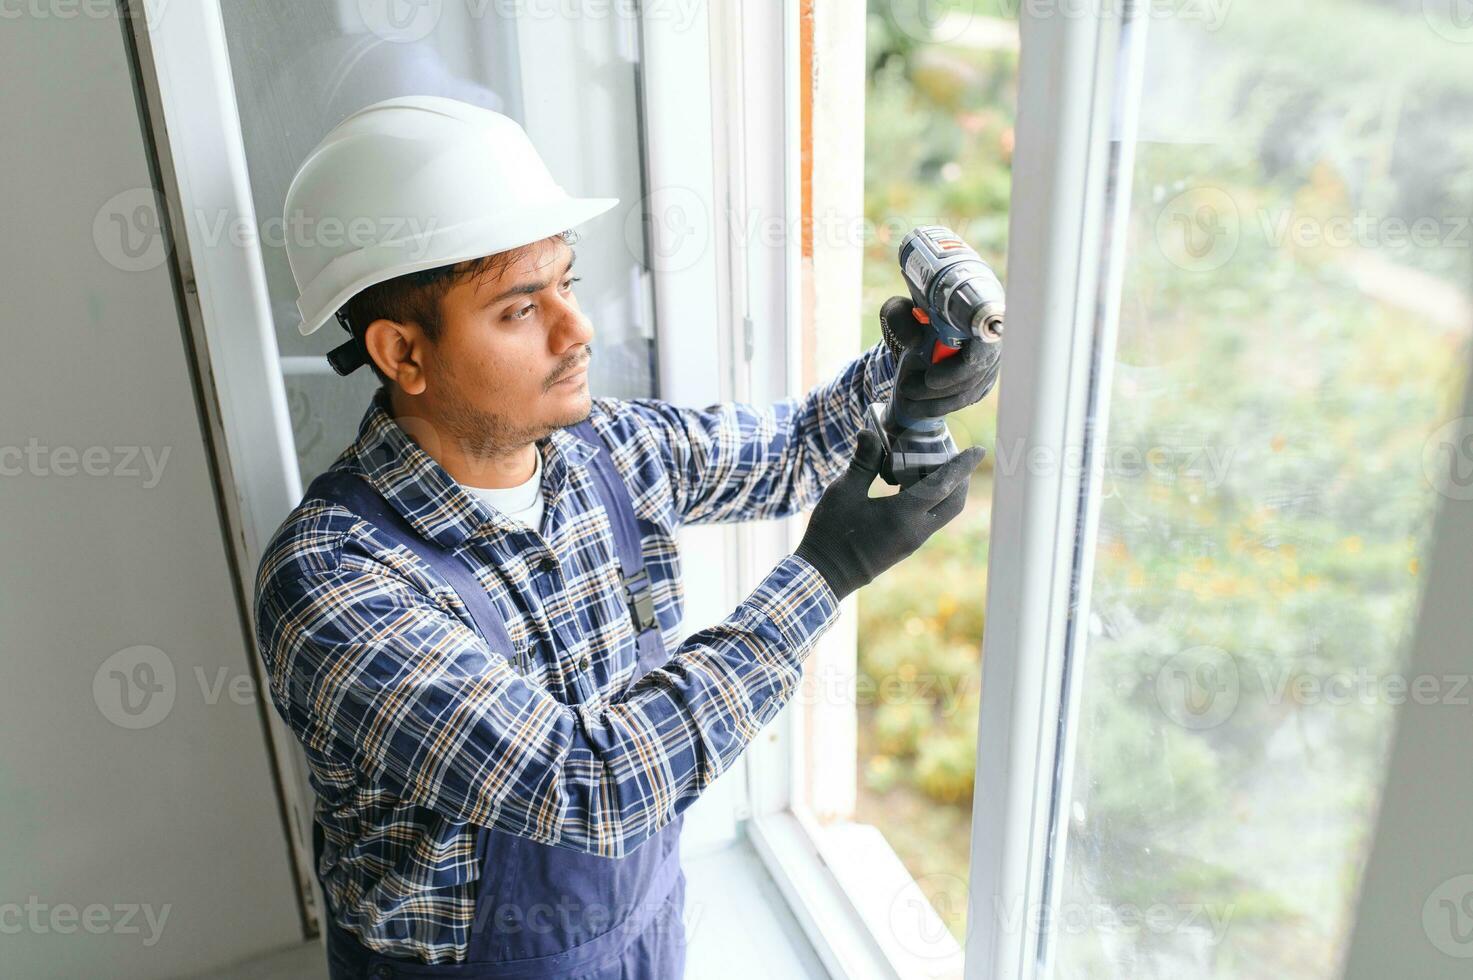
[461,447,545,531]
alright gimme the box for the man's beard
[437,347,592,462]
[430,341,589,465]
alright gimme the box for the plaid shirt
[253,342,897,963]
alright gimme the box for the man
[254,96,997,980]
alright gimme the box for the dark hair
[340,228,578,385]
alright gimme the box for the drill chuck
[899,226,1006,350]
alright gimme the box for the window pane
[216,2,656,481]
[1053,2,1473,977]
[796,0,1018,955]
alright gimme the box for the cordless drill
[866,225,1006,487]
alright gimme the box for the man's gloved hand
[795,429,984,600]
[880,295,1002,420]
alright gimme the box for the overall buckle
[624,569,657,632]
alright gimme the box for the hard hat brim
[295,195,620,336]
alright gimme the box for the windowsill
[203,833,836,979]
[680,833,831,977]
[747,810,966,980]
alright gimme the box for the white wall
[0,7,303,978]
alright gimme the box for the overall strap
[305,470,516,655]
[569,420,658,636]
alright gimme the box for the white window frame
[705,1,951,974]
[707,3,1151,980]
[964,4,1147,977]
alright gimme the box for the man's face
[409,236,593,458]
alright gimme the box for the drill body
[866,226,1006,487]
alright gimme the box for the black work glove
[795,429,985,600]
[880,295,1003,419]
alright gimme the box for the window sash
[964,5,1147,977]
[730,3,1153,979]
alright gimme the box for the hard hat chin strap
[326,307,370,376]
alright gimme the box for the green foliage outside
[853,0,1473,973]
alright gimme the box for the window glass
[1052,1,1473,976]
[217,2,656,480]
[802,0,1020,949]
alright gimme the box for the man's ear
[364,318,428,395]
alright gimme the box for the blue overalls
[305,420,687,980]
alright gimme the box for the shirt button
[576,651,592,671]
[535,555,558,574]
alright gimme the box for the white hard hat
[283,95,618,350]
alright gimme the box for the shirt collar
[345,387,599,549]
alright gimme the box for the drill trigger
[932,340,962,364]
